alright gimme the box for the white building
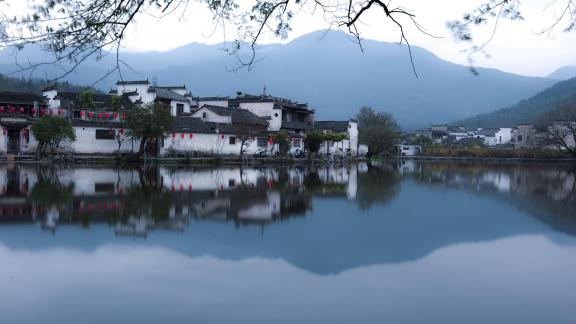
[314,120,359,157]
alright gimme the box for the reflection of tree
[30,169,74,207]
[355,163,401,211]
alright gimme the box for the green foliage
[31,116,76,157]
[273,130,290,156]
[322,132,348,142]
[124,102,174,156]
[304,130,324,155]
[408,135,433,147]
[30,173,75,207]
[111,96,122,111]
[357,106,400,156]
[79,90,95,109]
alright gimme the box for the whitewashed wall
[238,102,282,131]
[191,108,231,124]
[170,99,191,116]
[199,100,228,108]
[71,127,139,154]
[161,132,274,156]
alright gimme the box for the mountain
[0,30,555,129]
[452,77,576,128]
[548,66,576,81]
[0,73,97,94]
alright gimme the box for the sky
[3,0,576,77]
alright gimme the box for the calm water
[0,161,575,324]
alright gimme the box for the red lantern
[123,113,126,119]
[79,111,83,118]
[181,133,184,139]
[31,108,35,115]
[19,106,24,113]
[9,106,14,112]
[105,112,110,119]
[172,132,175,138]
[188,184,192,191]
[179,184,184,191]
[189,133,193,139]
[113,112,118,119]
[221,134,224,139]
[88,112,93,119]
[0,106,4,112]
[98,113,103,119]
[268,136,273,145]
[120,128,124,134]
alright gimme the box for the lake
[0,161,575,324]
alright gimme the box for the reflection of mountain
[409,162,576,236]
[0,163,574,275]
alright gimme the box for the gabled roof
[150,87,190,102]
[200,105,268,126]
[55,92,132,111]
[201,105,231,116]
[231,95,313,112]
[197,96,229,101]
[282,121,313,131]
[173,117,237,134]
[155,85,186,90]
[314,121,349,133]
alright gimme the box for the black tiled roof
[202,105,231,116]
[150,88,190,102]
[282,121,312,131]
[314,121,349,133]
[197,96,229,101]
[56,92,132,111]
[231,95,313,112]
[73,119,125,128]
[0,92,46,105]
[201,105,268,126]
[116,80,149,85]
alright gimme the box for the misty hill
[548,66,576,81]
[0,30,555,129]
[453,77,576,128]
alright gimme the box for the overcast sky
[4,0,576,77]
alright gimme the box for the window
[95,183,115,193]
[228,179,235,187]
[202,112,207,118]
[73,110,82,119]
[176,103,184,116]
[402,147,410,151]
[518,135,523,141]
[257,137,268,147]
[229,136,236,145]
[95,129,115,140]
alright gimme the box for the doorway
[7,128,20,154]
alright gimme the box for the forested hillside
[0,74,94,94]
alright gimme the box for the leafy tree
[124,102,174,157]
[304,130,324,157]
[31,115,76,159]
[1,1,573,79]
[356,106,400,157]
[79,90,95,109]
[409,135,433,147]
[235,123,257,158]
[273,130,290,157]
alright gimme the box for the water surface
[1,161,575,324]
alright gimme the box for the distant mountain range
[452,77,576,128]
[548,66,576,81]
[0,30,560,129]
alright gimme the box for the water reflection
[1,162,576,323]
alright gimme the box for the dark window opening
[229,136,236,145]
[95,129,115,140]
[95,183,115,193]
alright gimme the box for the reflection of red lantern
[19,106,24,113]
[31,108,35,115]
[120,128,124,134]
[181,133,184,139]
[2,128,6,135]
[0,106,4,112]
[58,109,62,115]
[221,134,224,139]
[172,132,175,138]
[189,133,193,139]
[268,136,273,145]
[189,184,192,191]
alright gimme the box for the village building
[513,124,549,149]
[314,120,359,157]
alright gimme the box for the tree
[304,130,324,158]
[235,123,257,158]
[273,130,290,157]
[409,135,433,147]
[79,91,96,109]
[356,106,400,157]
[546,121,576,157]
[31,115,76,159]
[124,102,174,157]
[1,1,573,80]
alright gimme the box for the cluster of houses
[0,80,359,157]
[413,123,575,150]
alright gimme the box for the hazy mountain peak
[548,66,576,81]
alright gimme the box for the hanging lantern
[179,184,184,191]
[19,106,24,113]
[188,184,192,191]
[123,113,127,119]
[0,106,4,112]
[31,107,35,115]
[268,136,273,145]
[88,112,93,119]
[79,111,83,118]
[181,133,184,139]
[221,134,224,139]
[9,106,14,112]
[189,133,193,139]
[98,113,103,119]
[172,132,175,138]
[48,109,52,115]
[113,112,118,119]
[105,112,110,119]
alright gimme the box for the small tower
[262,84,267,96]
